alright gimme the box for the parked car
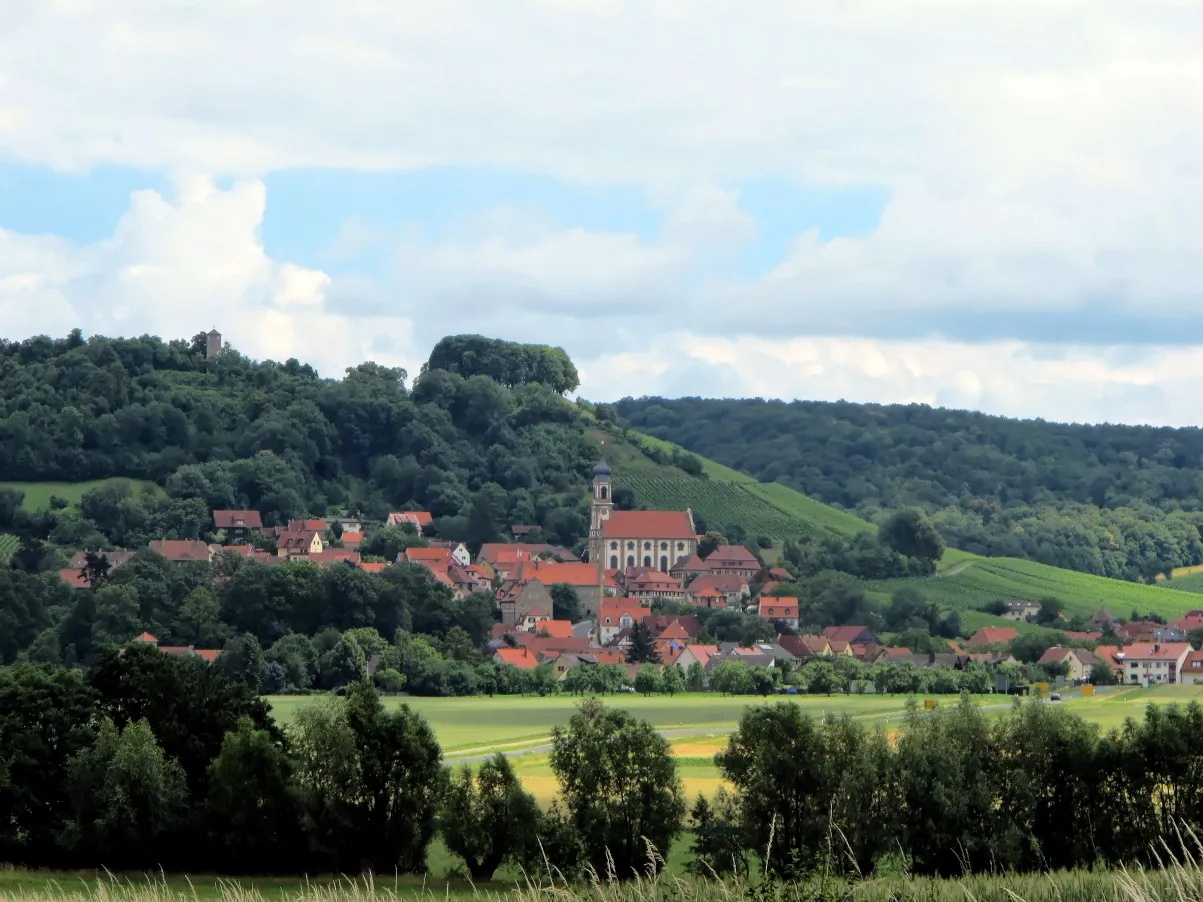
[1050,693,1062,701]
[617,685,635,693]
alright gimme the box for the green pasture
[1164,571,1203,595]
[0,478,159,512]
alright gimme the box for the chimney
[1155,643,1161,653]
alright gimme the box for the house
[127,631,221,662]
[533,620,575,639]
[212,510,263,537]
[768,567,793,583]
[276,530,324,558]
[645,614,701,640]
[511,524,540,538]
[1002,601,1040,621]
[498,579,555,627]
[1090,608,1119,630]
[493,647,539,670]
[1118,642,1192,685]
[387,511,433,532]
[1038,646,1088,682]
[518,559,619,618]
[598,598,652,644]
[687,572,750,607]
[674,644,720,670]
[704,545,761,578]
[340,532,363,550]
[588,460,698,572]
[965,626,1019,648]
[358,561,389,574]
[1064,631,1102,642]
[687,585,729,608]
[823,625,881,647]
[403,546,454,567]
[67,549,137,572]
[777,634,831,658]
[622,568,687,600]
[1092,644,1125,677]
[654,619,694,659]
[1174,611,1203,634]
[58,569,93,589]
[1117,621,1184,644]
[429,541,472,567]
[307,550,362,567]
[752,597,800,629]
[1179,650,1203,685]
[287,519,328,534]
[670,553,710,581]
[149,539,214,563]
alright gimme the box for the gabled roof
[965,626,1019,646]
[494,647,539,670]
[705,545,760,567]
[671,553,709,573]
[149,539,213,562]
[599,599,651,627]
[656,619,692,641]
[132,632,158,644]
[522,560,616,588]
[645,614,701,638]
[58,569,92,589]
[358,562,389,573]
[681,644,720,667]
[1064,631,1102,641]
[601,510,695,540]
[288,519,328,533]
[213,510,263,529]
[1182,650,1203,673]
[1038,646,1080,665]
[405,547,453,564]
[341,532,363,547]
[68,549,137,570]
[537,620,575,639]
[768,567,793,581]
[757,596,799,619]
[388,511,433,529]
[777,634,829,657]
[1121,642,1191,661]
[308,550,361,565]
[689,572,748,594]
[823,625,875,644]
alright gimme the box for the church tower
[588,459,612,566]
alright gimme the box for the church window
[627,541,635,549]
[643,542,651,550]
[660,555,668,571]
[677,542,685,550]
[626,555,635,567]
[610,555,618,569]
[610,541,618,550]
[600,486,608,500]
[660,542,667,550]
[643,555,651,568]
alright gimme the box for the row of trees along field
[4,654,1203,879]
[614,397,1203,581]
[0,331,599,549]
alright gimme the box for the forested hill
[614,397,1203,581]
[0,331,598,546]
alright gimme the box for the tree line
[5,654,1198,881]
[614,396,1203,580]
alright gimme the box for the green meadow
[0,478,159,512]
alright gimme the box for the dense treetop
[615,397,1203,580]
[0,330,595,543]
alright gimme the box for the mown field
[0,478,159,512]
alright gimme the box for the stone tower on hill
[205,328,222,358]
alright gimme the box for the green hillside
[596,429,868,542]
[603,428,1197,625]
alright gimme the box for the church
[587,459,698,572]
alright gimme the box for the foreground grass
[5,861,1203,902]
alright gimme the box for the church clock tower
[588,458,613,566]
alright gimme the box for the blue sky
[2,4,1201,425]
[0,161,888,281]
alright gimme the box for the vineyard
[866,551,1202,623]
[0,533,18,564]
[1164,572,1203,595]
[596,429,867,542]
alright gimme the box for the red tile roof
[358,562,389,573]
[149,539,212,562]
[522,560,616,588]
[494,647,539,670]
[388,511,432,529]
[307,550,362,565]
[1121,642,1191,661]
[537,620,575,639]
[405,547,453,564]
[132,632,158,644]
[601,510,695,540]
[213,510,263,529]
[58,568,91,589]
[757,597,799,619]
[600,599,651,627]
[1038,646,1079,665]
[341,532,363,547]
[1182,650,1203,673]
[689,573,747,594]
[288,519,328,533]
[705,545,760,568]
[823,625,875,645]
[1064,631,1102,641]
[965,626,1019,647]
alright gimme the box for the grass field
[0,533,19,564]
[0,478,159,512]
[1164,571,1203,595]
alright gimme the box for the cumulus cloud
[3,2,1203,421]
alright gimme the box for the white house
[1119,642,1192,685]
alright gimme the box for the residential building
[588,460,698,572]
[1001,601,1040,621]
[1180,650,1203,685]
[687,572,750,607]
[823,625,881,647]
[1064,631,1103,642]
[1175,611,1203,634]
[287,519,328,534]
[1118,642,1192,685]
[776,634,831,658]
[127,631,221,663]
[493,647,539,670]
[752,597,800,629]
[674,644,720,670]
[1116,621,1185,644]
[276,530,323,558]
[1090,608,1119,630]
[703,545,761,578]
[149,539,214,563]
[622,568,687,600]
[517,559,618,618]
[212,510,263,537]
[1037,646,1088,682]
[687,585,728,608]
[598,598,652,644]
[965,626,1019,648]
[307,550,362,567]
[670,553,710,581]
[387,511,433,532]
[498,579,554,627]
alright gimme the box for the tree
[687,789,748,877]
[880,509,946,563]
[662,664,685,696]
[801,660,839,695]
[1035,597,1065,625]
[626,621,662,664]
[716,705,895,877]
[685,661,706,692]
[550,583,582,622]
[80,551,113,588]
[203,718,303,873]
[66,718,188,869]
[698,531,727,559]
[1090,661,1119,686]
[440,753,541,881]
[709,660,753,696]
[218,633,265,690]
[635,664,664,696]
[319,635,368,689]
[549,699,685,878]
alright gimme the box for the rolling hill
[603,427,1197,626]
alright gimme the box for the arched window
[610,555,618,569]
[643,541,651,550]
[660,542,667,550]
[600,485,608,500]
[677,542,685,550]
[610,541,618,550]
[660,555,668,571]
[627,555,635,567]
[643,555,651,568]
[627,541,635,549]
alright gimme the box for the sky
[2,2,1203,425]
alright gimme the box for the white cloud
[4,2,1203,420]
